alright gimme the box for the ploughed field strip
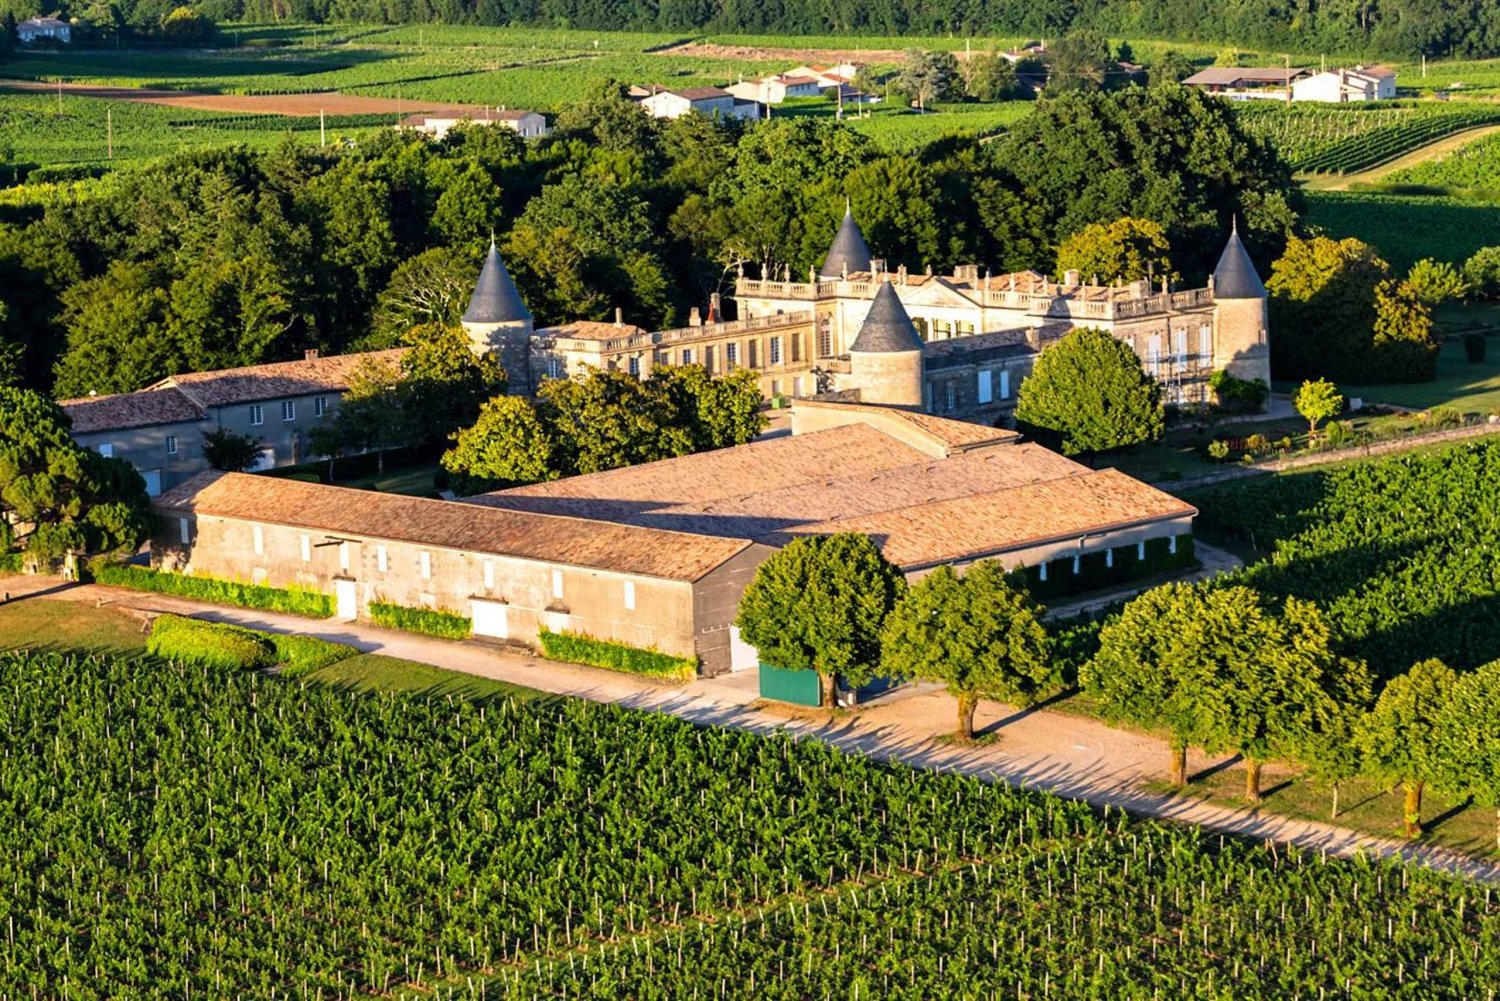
[2,649,1495,999]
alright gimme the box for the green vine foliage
[1192,440,1500,678]
[1,649,1494,999]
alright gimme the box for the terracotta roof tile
[156,471,749,582]
[778,469,1197,569]
[538,320,651,341]
[153,350,408,407]
[60,386,205,434]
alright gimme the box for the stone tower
[849,281,924,408]
[1210,222,1272,395]
[819,202,874,280]
[462,238,533,394]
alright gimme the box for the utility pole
[320,109,326,148]
[1285,54,1292,105]
[106,109,113,160]
[1422,53,1428,78]
[56,78,62,113]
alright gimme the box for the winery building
[151,403,1195,676]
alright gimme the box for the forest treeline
[60,0,1500,59]
[0,83,1296,400]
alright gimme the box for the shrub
[1208,371,1270,414]
[270,633,359,678]
[1464,333,1488,364]
[1245,433,1271,456]
[146,615,274,671]
[145,614,357,675]
[1324,420,1352,446]
[537,628,697,681]
[1207,439,1230,463]
[0,551,21,574]
[368,601,471,639]
[94,565,333,617]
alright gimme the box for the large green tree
[398,323,508,445]
[1054,217,1175,284]
[1015,327,1164,457]
[1435,658,1500,850]
[1086,582,1244,788]
[1358,658,1457,839]
[880,561,1051,740]
[441,395,559,494]
[0,387,152,562]
[736,533,906,708]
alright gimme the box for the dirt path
[1301,123,1500,190]
[0,79,484,117]
[658,41,966,65]
[11,575,1498,884]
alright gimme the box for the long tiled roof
[60,386,205,434]
[156,472,750,582]
[537,320,650,342]
[465,414,1191,570]
[151,349,407,408]
[791,399,1019,452]
[777,468,1197,569]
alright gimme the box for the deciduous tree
[1359,658,1456,839]
[1015,327,1163,457]
[1435,658,1500,849]
[441,395,558,493]
[881,561,1051,740]
[1293,378,1343,436]
[1054,217,1175,284]
[202,428,262,473]
[736,533,906,707]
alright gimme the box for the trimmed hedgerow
[94,564,333,618]
[146,614,358,676]
[270,633,360,678]
[368,601,471,640]
[147,615,275,671]
[0,551,22,573]
[537,628,697,681]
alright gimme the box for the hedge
[538,628,698,682]
[94,565,333,617]
[1019,534,1196,601]
[368,601,471,640]
[0,551,21,574]
[147,615,275,671]
[146,614,358,676]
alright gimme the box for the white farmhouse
[17,16,71,44]
[398,108,549,140]
[725,73,823,105]
[1291,66,1397,102]
[640,86,758,121]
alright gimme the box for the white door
[729,626,758,672]
[471,599,508,640]
[142,469,163,497]
[334,579,357,620]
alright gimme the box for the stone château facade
[512,208,1272,420]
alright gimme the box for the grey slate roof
[1213,224,1266,299]
[849,282,924,354]
[819,207,873,279]
[463,239,531,325]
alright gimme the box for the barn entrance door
[471,599,509,641]
[334,578,357,621]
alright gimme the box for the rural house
[61,350,406,495]
[17,16,70,44]
[397,108,550,140]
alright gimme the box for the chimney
[304,349,320,361]
[870,258,885,277]
[707,292,721,324]
[614,307,623,327]
[688,306,702,327]
[1063,269,1082,287]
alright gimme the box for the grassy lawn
[1154,768,1498,858]
[302,653,547,701]
[268,452,441,497]
[0,598,148,654]
[1327,332,1500,414]
[0,595,546,701]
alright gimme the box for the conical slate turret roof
[463,239,532,324]
[1212,221,1266,300]
[850,282,924,354]
[818,204,873,279]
